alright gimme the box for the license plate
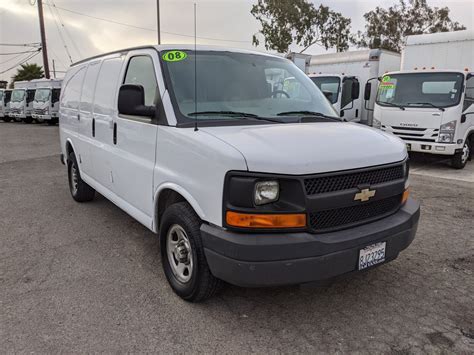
[358,242,386,270]
[406,143,411,151]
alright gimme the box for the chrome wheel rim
[166,224,193,283]
[70,162,79,195]
[461,143,470,165]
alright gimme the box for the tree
[354,0,466,52]
[12,63,44,83]
[251,0,352,54]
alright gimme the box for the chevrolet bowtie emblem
[354,188,376,202]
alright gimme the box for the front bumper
[201,198,420,287]
[32,114,52,120]
[405,141,461,156]
[10,112,26,119]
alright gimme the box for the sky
[0,0,473,82]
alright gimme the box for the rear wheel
[160,202,223,302]
[22,116,33,124]
[2,116,11,122]
[47,118,58,126]
[452,141,471,169]
[67,152,95,202]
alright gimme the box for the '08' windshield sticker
[162,51,188,62]
[380,75,396,90]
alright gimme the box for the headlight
[372,118,381,129]
[254,180,279,205]
[438,120,456,143]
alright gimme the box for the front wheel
[22,116,33,124]
[452,141,471,169]
[160,202,222,302]
[47,118,58,126]
[2,116,11,122]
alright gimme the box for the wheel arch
[153,184,206,233]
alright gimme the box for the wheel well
[157,189,186,228]
[66,141,74,158]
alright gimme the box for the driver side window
[464,76,474,112]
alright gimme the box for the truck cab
[374,70,474,168]
[32,86,61,125]
[10,87,36,123]
[308,74,361,122]
[2,89,12,122]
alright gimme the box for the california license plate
[358,242,386,270]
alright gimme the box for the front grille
[396,135,436,142]
[309,194,402,231]
[304,165,404,195]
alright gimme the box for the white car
[59,45,420,302]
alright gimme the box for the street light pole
[37,0,50,79]
[156,0,161,45]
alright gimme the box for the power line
[0,50,41,56]
[45,0,73,63]
[53,5,250,44]
[0,50,42,75]
[0,50,40,65]
[0,43,41,47]
[49,0,83,58]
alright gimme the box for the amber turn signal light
[401,188,410,204]
[226,211,306,229]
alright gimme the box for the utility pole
[37,0,50,79]
[52,59,56,78]
[156,0,161,45]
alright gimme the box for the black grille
[309,194,402,231]
[304,165,404,195]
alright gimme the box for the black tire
[47,118,58,126]
[2,116,11,122]
[160,202,223,302]
[67,152,95,202]
[22,116,33,124]
[451,141,471,169]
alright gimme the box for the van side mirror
[364,82,372,101]
[351,81,360,100]
[118,84,156,118]
[322,91,333,102]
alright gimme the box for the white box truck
[373,30,474,169]
[10,81,36,123]
[306,49,401,124]
[31,79,62,125]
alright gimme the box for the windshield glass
[376,72,464,108]
[11,89,25,102]
[161,50,338,124]
[309,76,340,104]
[35,88,51,102]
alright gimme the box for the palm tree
[12,63,44,83]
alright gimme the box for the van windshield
[161,50,338,124]
[309,76,340,104]
[376,72,464,109]
[11,89,25,102]
[35,88,51,102]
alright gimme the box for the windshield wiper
[380,102,405,110]
[188,111,282,123]
[406,102,445,111]
[276,110,340,121]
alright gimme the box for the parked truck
[31,79,62,125]
[306,49,401,125]
[9,81,36,123]
[372,30,474,169]
[1,89,13,122]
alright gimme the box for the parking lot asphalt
[1,121,473,353]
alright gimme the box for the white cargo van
[9,81,36,123]
[1,89,12,122]
[59,45,419,302]
[306,50,401,125]
[373,30,474,168]
[31,79,62,125]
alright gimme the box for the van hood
[201,123,406,174]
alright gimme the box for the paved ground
[1,121,473,353]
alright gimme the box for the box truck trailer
[306,49,401,125]
[31,79,62,125]
[373,30,474,169]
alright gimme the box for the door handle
[113,122,117,144]
[92,118,95,137]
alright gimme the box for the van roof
[71,45,282,67]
